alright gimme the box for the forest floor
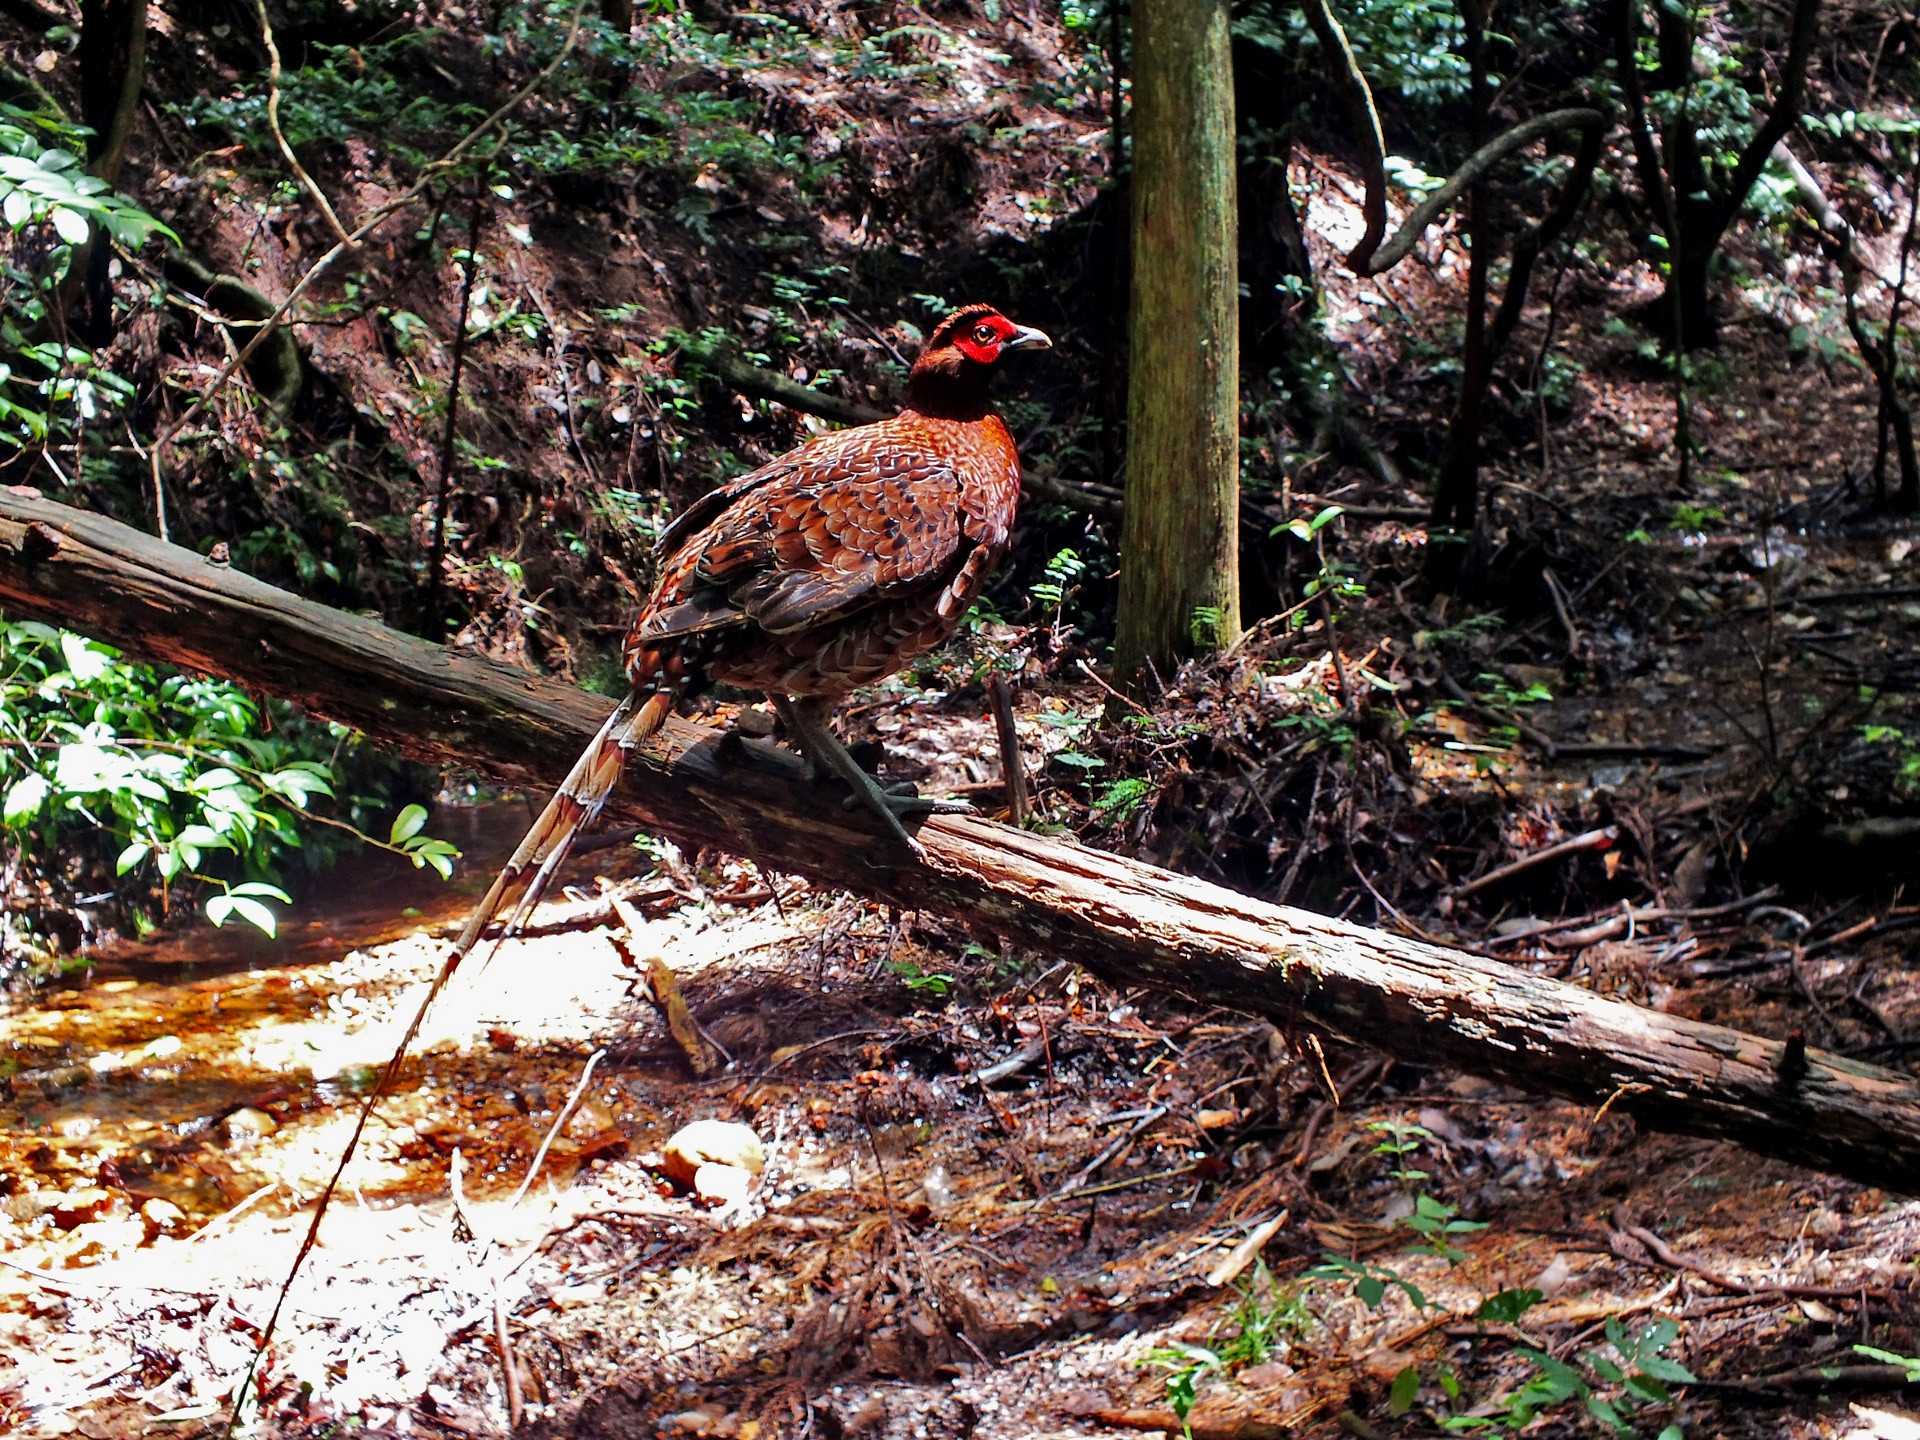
[5,302,1920,1436]
[6,1,1920,1431]
[0,842,1914,1440]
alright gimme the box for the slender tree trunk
[1424,0,1491,589]
[1893,403,1920,513]
[1655,0,1716,348]
[72,0,148,346]
[1113,0,1240,686]
[79,0,147,186]
[1629,0,1821,348]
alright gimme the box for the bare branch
[1485,118,1605,361]
[145,0,590,536]
[256,0,355,247]
[1301,0,1388,273]
[1354,108,1606,276]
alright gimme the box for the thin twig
[494,1276,524,1429]
[986,671,1028,825]
[428,186,487,634]
[1454,826,1618,899]
[256,0,354,246]
[506,1047,607,1211]
[520,271,605,492]
[181,1180,281,1245]
[152,0,588,534]
[1056,1106,1166,1196]
[1075,656,1152,717]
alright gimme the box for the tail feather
[448,688,674,971]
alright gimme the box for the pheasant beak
[1004,324,1052,352]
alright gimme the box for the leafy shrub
[178,7,840,194]
[176,34,485,167]
[0,619,453,964]
[1143,1262,1315,1436]
[0,104,171,459]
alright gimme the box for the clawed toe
[839,787,972,818]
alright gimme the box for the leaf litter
[1,773,1916,1439]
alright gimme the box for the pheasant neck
[904,360,994,420]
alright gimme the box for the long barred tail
[446,686,675,972]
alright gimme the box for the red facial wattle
[953,330,1005,364]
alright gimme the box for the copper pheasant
[451,303,1050,959]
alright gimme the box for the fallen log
[3,488,1917,1193]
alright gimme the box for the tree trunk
[1424,0,1492,590]
[1113,0,1240,685]
[73,0,148,345]
[78,0,146,186]
[4,488,1920,1193]
[1892,402,1920,513]
[1616,0,1821,350]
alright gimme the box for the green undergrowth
[0,618,455,976]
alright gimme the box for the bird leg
[772,695,967,853]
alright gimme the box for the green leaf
[1586,1393,1630,1437]
[1853,1345,1920,1380]
[2,772,48,822]
[49,205,88,243]
[1389,1364,1419,1416]
[1356,1275,1386,1309]
[1623,1373,1672,1405]
[1590,1355,1626,1384]
[229,881,292,902]
[209,893,279,936]
[1637,1354,1696,1384]
[230,895,278,934]
[59,631,112,682]
[408,838,460,877]
[1476,1287,1542,1325]
[116,841,149,874]
[389,802,429,844]
[1166,1342,1222,1367]
[1514,1350,1584,1403]
[264,765,333,805]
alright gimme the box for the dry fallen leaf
[1851,1403,1920,1439]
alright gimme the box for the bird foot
[841,783,975,819]
[775,698,944,858]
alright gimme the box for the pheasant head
[904,304,1051,418]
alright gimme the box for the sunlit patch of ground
[3,816,1915,1438]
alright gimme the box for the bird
[449,302,1051,964]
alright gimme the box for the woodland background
[1,0,1920,1437]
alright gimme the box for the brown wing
[639,420,969,644]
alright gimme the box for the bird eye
[973,325,997,344]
